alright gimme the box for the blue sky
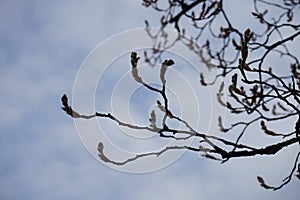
[0,0,299,199]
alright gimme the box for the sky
[0,0,299,200]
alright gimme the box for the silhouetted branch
[62,0,300,190]
[97,141,213,166]
[257,152,300,190]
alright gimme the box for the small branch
[169,0,206,31]
[97,142,205,166]
[61,94,155,132]
[257,152,300,190]
[266,31,300,50]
